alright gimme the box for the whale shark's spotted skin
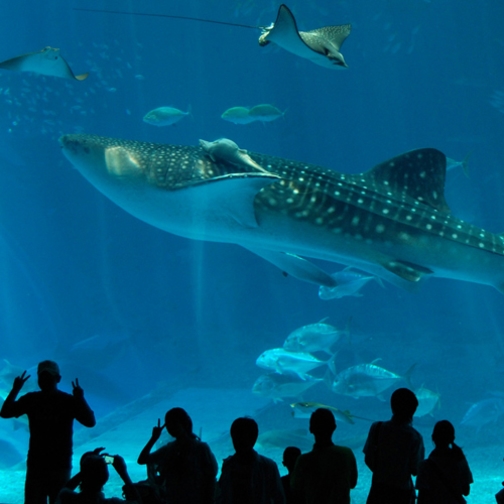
[60,134,504,292]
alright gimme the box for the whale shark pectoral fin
[195,173,280,229]
[243,247,337,287]
[382,260,433,283]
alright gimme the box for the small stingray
[0,46,88,80]
[199,138,269,173]
[259,5,351,69]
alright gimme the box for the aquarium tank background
[0,0,504,502]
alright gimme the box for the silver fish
[248,104,285,123]
[283,318,346,355]
[58,134,504,293]
[330,361,415,399]
[256,348,335,380]
[290,401,355,424]
[143,106,190,126]
[220,106,255,125]
[413,386,441,417]
[252,372,322,402]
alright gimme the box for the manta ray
[0,47,88,80]
[259,4,351,69]
[59,134,504,293]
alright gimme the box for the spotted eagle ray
[59,134,504,292]
[0,47,88,81]
[259,5,351,69]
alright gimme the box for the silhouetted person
[291,408,358,504]
[0,360,96,504]
[138,407,217,504]
[218,416,285,504]
[363,387,424,504]
[57,451,140,504]
[281,447,301,504]
[416,420,473,503]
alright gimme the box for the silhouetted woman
[138,407,218,504]
[416,420,473,504]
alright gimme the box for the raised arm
[72,378,96,427]
[137,418,164,465]
[0,371,30,418]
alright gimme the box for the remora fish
[199,138,268,173]
[58,134,504,293]
[259,5,351,69]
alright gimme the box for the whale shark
[59,134,504,292]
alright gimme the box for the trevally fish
[290,401,355,424]
[259,5,351,69]
[283,318,347,355]
[0,47,88,80]
[330,361,415,399]
[318,267,383,300]
[414,386,441,417]
[143,106,190,126]
[221,106,255,125]
[58,134,504,293]
[256,348,336,380]
[252,372,322,402]
[460,397,504,432]
[248,104,285,123]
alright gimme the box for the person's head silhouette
[309,408,336,443]
[165,407,194,440]
[230,417,258,454]
[79,454,109,493]
[37,360,61,392]
[282,446,301,473]
[390,388,418,422]
[432,420,455,448]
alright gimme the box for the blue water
[1,0,504,502]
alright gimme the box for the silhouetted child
[218,417,285,504]
[363,387,424,504]
[138,407,217,504]
[416,420,473,503]
[281,447,301,504]
[291,408,358,504]
[0,360,96,504]
[57,451,140,504]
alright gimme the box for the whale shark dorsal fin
[362,148,450,213]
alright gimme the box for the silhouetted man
[219,417,285,504]
[363,387,424,504]
[291,408,358,504]
[0,360,96,504]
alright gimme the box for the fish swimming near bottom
[290,401,355,424]
[58,134,504,293]
[252,372,322,402]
